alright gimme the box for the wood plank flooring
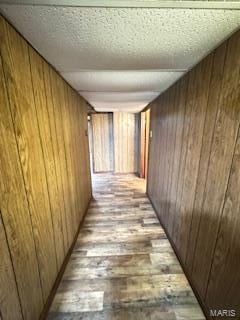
[47,174,205,320]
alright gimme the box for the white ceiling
[62,70,185,111]
[0,2,240,112]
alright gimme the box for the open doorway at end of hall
[88,112,140,175]
[88,113,114,174]
[87,110,150,186]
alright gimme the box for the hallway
[47,174,205,320]
[0,5,240,319]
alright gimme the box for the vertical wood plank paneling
[0,50,43,319]
[1,18,58,301]
[0,213,23,320]
[156,92,168,225]
[147,29,240,318]
[191,31,240,299]
[76,94,92,211]
[50,68,75,247]
[113,112,122,172]
[162,89,177,228]
[91,113,113,172]
[114,112,139,173]
[0,15,92,320]
[73,91,85,217]
[91,112,139,174]
[153,100,165,213]
[167,78,187,238]
[67,86,84,226]
[172,71,192,246]
[148,105,156,202]
[42,61,69,254]
[178,54,213,261]
[155,100,166,215]
[186,42,227,274]
[60,78,78,236]
[29,48,65,271]
[206,131,240,317]
[66,86,81,228]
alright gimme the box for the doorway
[89,113,114,173]
[89,112,139,174]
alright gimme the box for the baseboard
[39,196,92,320]
[147,193,210,320]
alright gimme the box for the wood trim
[139,112,146,178]
[144,109,150,180]
[139,110,150,179]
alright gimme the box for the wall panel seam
[48,70,70,249]
[184,54,214,265]
[0,36,45,306]
[204,122,240,301]
[190,39,229,276]
[42,65,67,255]
[28,45,59,271]
[171,76,189,241]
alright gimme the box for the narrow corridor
[47,174,205,320]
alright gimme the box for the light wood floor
[47,174,205,320]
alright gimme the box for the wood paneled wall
[147,29,240,319]
[91,113,114,172]
[91,112,139,174]
[0,16,92,320]
[114,112,139,173]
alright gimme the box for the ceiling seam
[1,0,240,10]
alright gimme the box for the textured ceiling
[0,4,240,112]
[80,91,161,112]
[61,71,185,92]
